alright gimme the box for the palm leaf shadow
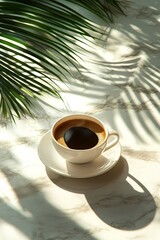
[0,146,98,240]
[59,2,160,142]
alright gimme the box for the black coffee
[54,119,106,149]
[64,126,98,149]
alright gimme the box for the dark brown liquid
[64,126,98,149]
[54,119,106,149]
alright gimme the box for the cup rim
[51,114,108,152]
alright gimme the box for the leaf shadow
[0,148,98,240]
[56,1,160,144]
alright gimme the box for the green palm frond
[0,0,124,121]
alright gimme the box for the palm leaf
[0,0,124,121]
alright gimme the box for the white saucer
[37,131,121,178]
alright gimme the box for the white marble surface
[0,0,160,239]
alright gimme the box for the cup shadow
[46,156,157,230]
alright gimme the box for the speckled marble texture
[0,0,160,239]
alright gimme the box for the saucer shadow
[46,156,157,230]
[85,173,157,230]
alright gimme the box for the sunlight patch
[0,221,29,240]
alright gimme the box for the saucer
[37,131,121,178]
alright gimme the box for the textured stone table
[0,0,160,239]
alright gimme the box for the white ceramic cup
[51,114,119,164]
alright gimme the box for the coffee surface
[64,126,98,149]
[54,119,106,149]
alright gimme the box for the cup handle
[103,130,119,152]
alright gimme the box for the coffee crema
[53,119,106,149]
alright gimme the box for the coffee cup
[51,114,119,164]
